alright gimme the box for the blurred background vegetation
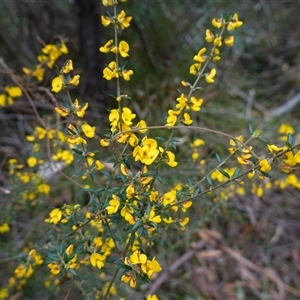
[1,1,300,299]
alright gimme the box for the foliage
[1,1,300,300]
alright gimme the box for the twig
[146,240,206,295]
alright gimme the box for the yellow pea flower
[212,18,222,28]
[224,36,234,46]
[121,273,136,288]
[82,123,95,138]
[90,253,105,269]
[205,68,217,83]
[106,196,120,214]
[119,40,130,57]
[101,15,111,27]
[99,39,113,53]
[165,151,178,167]
[193,47,206,63]
[117,10,132,30]
[61,59,73,74]
[122,69,133,81]
[205,29,215,42]
[55,106,70,117]
[44,208,62,224]
[51,76,63,93]
[259,159,271,173]
[4,86,22,98]
[70,75,80,86]
[183,112,193,125]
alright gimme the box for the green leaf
[131,220,142,232]
[287,133,293,147]
[218,168,230,178]
[205,174,212,186]
[215,153,222,163]
[155,136,167,142]
[71,148,83,155]
[68,269,77,276]
[232,168,241,179]
[260,170,271,179]
[193,187,201,197]
[248,123,253,135]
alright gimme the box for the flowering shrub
[1,1,300,299]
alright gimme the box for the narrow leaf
[71,148,83,155]
[232,168,241,179]
[205,174,212,186]
[218,168,230,178]
[215,153,222,163]
[248,123,253,135]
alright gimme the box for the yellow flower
[179,217,189,230]
[121,206,135,224]
[44,208,62,224]
[121,107,136,126]
[99,39,113,53]
[121,273,136,288]
[0,223,10,234]
[90,253,105,269]
[100,138,110,147]
[212,18,222,28]
[4,86,22,98]
[101,15,111,27]
[227,13,243,31]
[55,106,70,117]
[122,69,133,81]
[70,75,80,86]
[38,183,50,195]
[282,151,296,166]
[148,207,162,224]
[14,265,27,278]
[117,10,132,30]
[278,123,294,135]
[119,40,130,57]
[106,195,120,214]
[267,144,284,154]
[213,36,222,46]
[48,262,61,275]
[259,159,271,173]
[205,29,215,42]
[189,63,201,75]
[103,61,118,80]
[129,250,147,265]
[205,68,217,83]
[102,0,114,6]
[183,112,193,125]
[166,110,178,127]
[136,120,148,134]
[61,59,73,74]
[65,245,74,256]
[141,257,162,278]
[212,48,221,61]
[27,156,37,168]
[165,151,178,167]
[82,123,95,138]
[51,76,63,93]
[193,47,206,63]
[224,36,234,46]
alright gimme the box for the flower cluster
[121,250,162,288]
